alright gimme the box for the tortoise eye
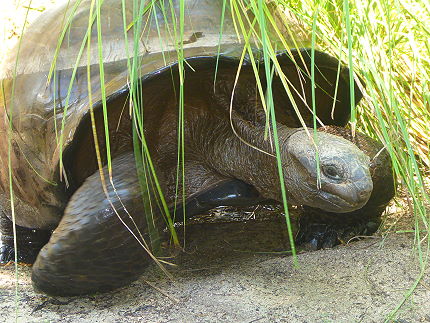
[322,164,342,180]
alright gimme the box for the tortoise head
[284,129,373,213]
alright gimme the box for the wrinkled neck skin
[191,111,299,203]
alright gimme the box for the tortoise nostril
[356,181,373,203]
[359,189,370,199]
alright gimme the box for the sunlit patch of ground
[2,225,430,322]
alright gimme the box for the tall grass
[4,2,35,319]
[280,0,429,319]
[291,2,429,221]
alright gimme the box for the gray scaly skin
[206,70,393,249]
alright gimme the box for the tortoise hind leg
[0,204,51,264]
[32,152,158,296]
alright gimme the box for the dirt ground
[1,1,430,322]
[1,220,430,323]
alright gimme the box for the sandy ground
[1,222,430,323]
[1,1,430,322]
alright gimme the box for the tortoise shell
[0,0,359,229]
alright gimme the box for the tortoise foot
[0,243,15,264]
[296,223,340,250]
[0,244,44,265]
[296,206,381,251]
[0,237,49,265]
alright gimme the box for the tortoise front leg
[174,174,267,220]
[31,152,158,296]
[31,153,267,296]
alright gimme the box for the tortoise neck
[200,115,299,201]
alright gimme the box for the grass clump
[274,0,429,319]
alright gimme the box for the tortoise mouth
[299,180,371,213]
[320,181,372,211]
[315,190,366,213]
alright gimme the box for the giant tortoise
[0,0,394,295]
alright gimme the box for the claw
[296,223,340,251]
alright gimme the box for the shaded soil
[1,213,430,323]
